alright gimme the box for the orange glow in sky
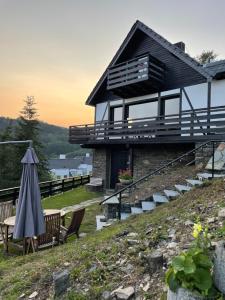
[1,0,225,127]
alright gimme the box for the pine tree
[14,96,50,182]
[0,122,17,188]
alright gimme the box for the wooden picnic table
[3,209,66,253]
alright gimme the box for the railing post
[72,177,75,188]
[13,188,17,205]
[49,181,53,196]
[118,192,122,220]
[212,141,215,179]
[80,176,83,185]
[62,179,65,193]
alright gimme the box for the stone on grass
[111,286,135,300]
[28,291,38,299]
[184,220,194,226]
[53,269,70,297]
[207,217,216,223]
[127,239,140,246]
[167,242,178,249]
[127,232,138,238]
[218,208,225,220]
[79,232,87,238]
[142,282,150,292]
[101,290,111,300]
[214,241,225,294]
[145,250,164,274]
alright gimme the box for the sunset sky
[1,0,225,127]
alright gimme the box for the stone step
[141,201,156,211]
[174,184,192,193]
[186,179,203,186]
[103,196,119,204]
[197,172,225,180]
[131,207,143,214]
[96,215,107,230]
[163,189,180,199]
[121,212,131,220]
[152,193,169,204]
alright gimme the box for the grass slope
[0,179,224,299]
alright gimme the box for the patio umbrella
[13,147,45,239]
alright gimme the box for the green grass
[1,180,224,299]
[42,186,101,210]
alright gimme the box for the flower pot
[167,288,204,300]
[119,179,133,185]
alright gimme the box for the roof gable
[86,20,212,106]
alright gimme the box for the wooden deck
[69,105,225,145]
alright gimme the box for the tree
[14,96,50,182]
[195,50,218,65]
[0,122,17,188]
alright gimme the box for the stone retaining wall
[132,144,193,180]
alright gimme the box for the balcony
[107,54,165,97]
[69,106,225,146]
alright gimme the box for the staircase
[97,141,225,230]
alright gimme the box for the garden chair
[33,213,61,251]
[0,201,13,248]
[60,208,85,243]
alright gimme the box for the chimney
[174,41,185,52]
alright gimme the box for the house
[49,154,92,179]
[69,20,225,189]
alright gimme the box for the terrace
[69,105,225,145]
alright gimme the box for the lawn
[42,186,101,210]
[41,186,103,235]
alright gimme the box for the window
[127,101,158,121]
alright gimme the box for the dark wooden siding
[91,30,206,105]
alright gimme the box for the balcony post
[207,81,212,135]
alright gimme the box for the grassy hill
[0,178,224,299]
[0,117,91,158]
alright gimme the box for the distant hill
[0,117,90,158]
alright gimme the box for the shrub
[165,223,221,298]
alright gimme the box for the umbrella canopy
[13,147,45,239]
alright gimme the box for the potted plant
[166,223,222,300]
[118,169,133,184]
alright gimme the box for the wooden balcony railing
[69,106,225,145]
[107,54,165,95]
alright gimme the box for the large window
[127,101,158,121]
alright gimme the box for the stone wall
[92,148,107,186]
[132,144,193,180]
[195,141,220,166]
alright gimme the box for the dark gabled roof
[86,20,212,106]
[204,60,225,77]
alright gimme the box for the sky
[0,0,225,127]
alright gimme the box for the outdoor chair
[60,208,85,243]
[0,200,13,247]
[34,213,61,251]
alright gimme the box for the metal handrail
[100,140,224,219]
